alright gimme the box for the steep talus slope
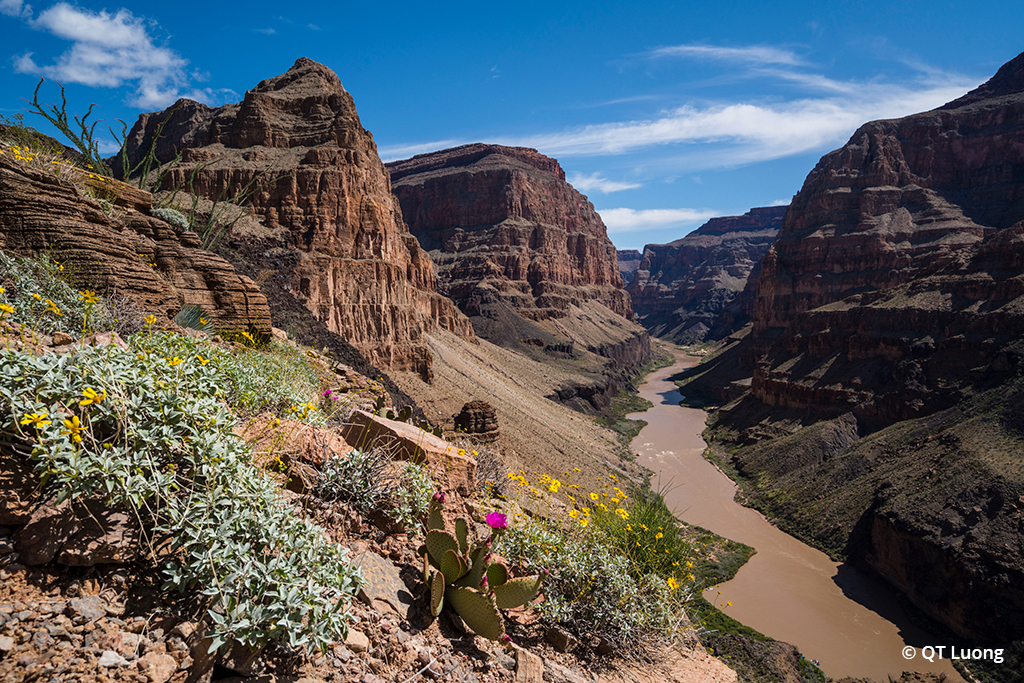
[0,154,269,333]
[627,206,784,344]
[118,57,474,377]
[387,144,650,412]
[692,50,1024,646]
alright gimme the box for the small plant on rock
[420,494,545,641]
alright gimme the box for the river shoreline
[626,346,961,682]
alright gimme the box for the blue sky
[0,1,1020,250]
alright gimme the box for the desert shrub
[0,341,360,653]
[172,304,216,335]
[315,447,393,511]
[0,251,115,336]
[497,470,695,653]
[152,206,191,232]
[134,332,322,418]
[388,461,434,530]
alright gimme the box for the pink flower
[486,512,507,529]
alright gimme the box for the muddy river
[628,348,961,681]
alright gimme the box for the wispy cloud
[770,198,790,207]
[567,171,641,193]
[647,43,807,67]
[598,207,718,233]
[377,139,469,161]
[255,27,276,35]
[11,3,226,109]
[0,0,30,18]
[507,73,977,163]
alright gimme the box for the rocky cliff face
[696,51,1024,647]
[386,144,649,407]
[118,57,474,377]
[387,144,632,322]
[0,154,269,333]
[627,207,784,344]
[616,249,642,284]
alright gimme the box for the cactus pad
[486,562,508,588]
[428,497,444,531]
[430,570,445,616]
[446,586,505,641]
[439,548,467,583]
[493,575,543,610]
[455,517,469,554]
[425,529,458,562]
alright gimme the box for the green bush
[134,332,322,419]
[0,339,360,653]
[0,251,115,337]
[152,206,191,232]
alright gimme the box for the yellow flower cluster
[4,145,38,163]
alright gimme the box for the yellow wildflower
[655,532,664,539]
[615,508,629,520]
[144,314,157,326]
[196,355,210,365]
[78,290,99,304]
[549,479,561,493]
[62,415,85,443]
[0,303,13,316]
[79,387,106,406]
[167,356,183,367]
[579,517,589,528]
[569,509,579,519]
[667,577,679,591]
[20,412,51,429]
[589,492,599,501]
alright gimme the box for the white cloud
[0,0,30,18]
[507,76,977,164]
[770,198,790,206]
[647,44,807,67]
[598,207,719,233]
[567,171,641,193]
[255,27,275,35]
[377,139,469,162]
[12,3,219,110]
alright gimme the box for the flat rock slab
[350,550,414,620]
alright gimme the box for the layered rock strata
[387,144,632,322]
[627,206,784,344]
[701,50,1024,646]
[0,153,269,334]
[387,144,650,411]
[117,57,474,376]
[616,249,642,284]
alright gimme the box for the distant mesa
[627,206,785,345]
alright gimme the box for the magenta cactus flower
[486,512,507,529]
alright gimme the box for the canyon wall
[118,57,474,377]
[696,50,1024,646]
[627,206,784,344]
[387,144,650,409]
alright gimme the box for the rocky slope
[0,153,269,334]
[627,207,784,344]
[691,50,1024,649]
[117,57,474,378]
[387,144,650,411]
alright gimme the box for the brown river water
[628,349,961,681]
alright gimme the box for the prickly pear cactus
[420,494,544,640]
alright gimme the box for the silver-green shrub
[152,206,191,232]
[0,340,360,653]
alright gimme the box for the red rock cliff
[118,57,474,376]
[387,144,632,322]
[627,206,784,344]
[752,53,1024,353]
